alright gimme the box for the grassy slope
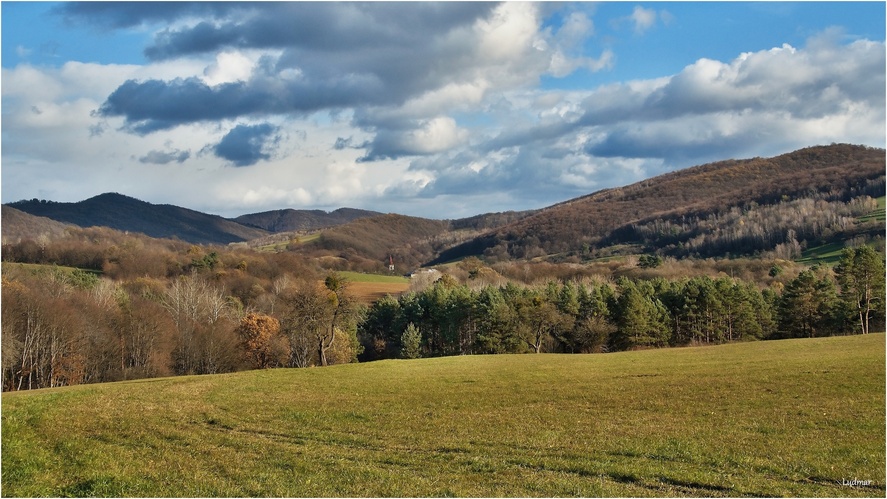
[857,195,886,223]
[3,335,884,497]
[797,196,886,266]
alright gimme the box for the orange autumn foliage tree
[237,313,283,369]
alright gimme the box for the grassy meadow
[2,334,884,497]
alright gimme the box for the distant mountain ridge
[5,144,883,257]
[235,207,383,232]
[6,193,269,245]
[3,193,536,248]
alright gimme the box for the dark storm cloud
[214,123,280,167]
[482,120,576,153]
[333,137,352,150]
[359,129,426,162]
[584,123,753,163]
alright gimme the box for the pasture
[2,334,884,497]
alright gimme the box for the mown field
[334,271,410,303]
[2,335,884,497]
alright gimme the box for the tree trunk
[319,326,336,367]
[318,337,327,367]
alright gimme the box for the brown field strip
[347,281,411,303]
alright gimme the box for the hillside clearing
[857,195,886,223]
[347,281,411,303]
[319,271,410,303]
[796,195,885,266]
[337,270,409,284]
[2,335,884,497]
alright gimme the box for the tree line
[2,230,883,391]
[1,265,364,391]
[360,246,884,360]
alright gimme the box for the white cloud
[202,51,257,86]
[630,6,658,34]
[578,34,884,131]
[428,32,885,208]
[402,81,491,119]
[236,186,314,209]
[360,116,472,162]
[476,2,542,64]
[407,117,469,154]
[2,3,884,220]
[557,11,595,45]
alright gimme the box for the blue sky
[2,2,885,218]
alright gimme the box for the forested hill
[235,207,383,232]
[7,193,269,245]
[5,144,883,256]
[301,213,452,270]
[0,206,73,245]
[431,144,885,263]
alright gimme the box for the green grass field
[797,240,848,266]
[2,335,884,497]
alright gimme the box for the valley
[1,143,883,385]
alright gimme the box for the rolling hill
[234,207,383,232]
[293,209,543,270]
[0,206,73,245]
[431,144,885,263]
[304,213,452,269]
[6,193,269,245]
[4,144,883,262]
[2,193,533,255]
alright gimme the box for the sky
[2,2,885,219]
